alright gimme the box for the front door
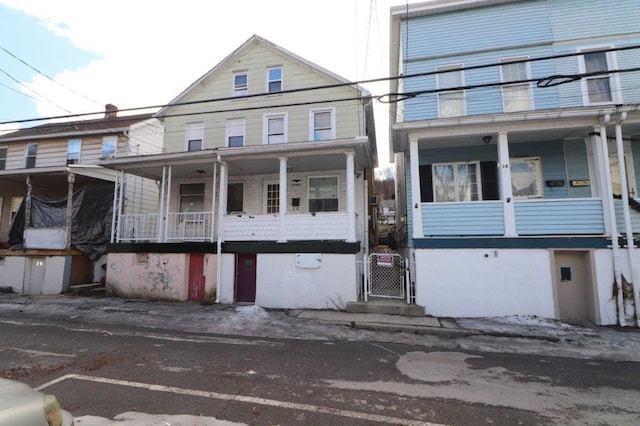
[236,253,256,303]
[188,253,205,302]
[554,251,593,321]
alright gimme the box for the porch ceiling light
[482,135,492,144]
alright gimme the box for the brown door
[554,251,592,321]
[188,253,205,302]
[236,253,256,303]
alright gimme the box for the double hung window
[501,58,533,112]
[179,183,205,213]
[185,122,204,151]
[25,143,37,168]
[308,176,338,212]
[267,67,282,93]
[264,114,286,144]
[233,72,248,96]
[437,65,465,118]
[226,119,245,147]
[0,147,6,170]
[102,136,117,158]
[510,157,543,199]
[579,48,620,104]
[67,139,81,165]
[310,108,335,141]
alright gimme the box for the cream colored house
[103,35,377,308]
[0,107,163,294]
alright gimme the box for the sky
[0,0,418,168]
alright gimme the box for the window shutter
[480,161,499,200]
[419,164,433,202]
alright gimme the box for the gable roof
[156,34,368,117]
[0,113,155,142]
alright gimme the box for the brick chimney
[104,103,118,118]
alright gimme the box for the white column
[158,166,166,242]
[409,138,423,239]
[346,152,356,243]
[163,165,172,242]
[278,157,288,242]
[497,132,517,236]
[210,162,218,243]
[218,161,228,242]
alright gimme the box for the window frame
[309,108,336,141]
[178,182,206,213]
[500,57,534,112]
[226,118,245,147]
[66,138,82,165]
[308,176,339,212]
[510,157,544,199]
[431,161,482,203]
[436,65,466,118]
[267,67,283,93]
[0,146,7,170]
[101,135,117,158]
[263,180,280,214]
[25,143,37,168]
[185,122,204,151]
[233,71,248,97]
[263,113,287,145]
[578,46,621,105]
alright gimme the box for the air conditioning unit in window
[370,195,378,205]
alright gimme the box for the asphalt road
[1,314,640,425]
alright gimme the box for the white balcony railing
[165,212,213,242]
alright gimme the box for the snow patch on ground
[75,412,245,425]
[234,305,269,319]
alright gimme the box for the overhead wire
[0,66,73,114]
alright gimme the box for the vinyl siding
[162,42,364,153]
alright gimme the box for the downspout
[600,114,626,326]
[615,112,640,327]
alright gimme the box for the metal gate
[366,253,406,300]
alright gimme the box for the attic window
[267,67,282,93]
[233,72,248,96]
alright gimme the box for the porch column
[163,165,172,242]
[409,137,424,239]
[497,132,517,236]
[210,162,218,243]
[218,161,228,242]
[65,173,75,250]
[158,166,167,242]
[346,152,356,243]
[278,156,287,243]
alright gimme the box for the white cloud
[1,0,410,165]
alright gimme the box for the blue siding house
[390,0,640,326]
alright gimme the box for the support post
[65,173,75,250]
[346,152,356,243]
[497,132,517,236]
[409,138,423,239]
[278,157,287,243]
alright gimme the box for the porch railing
[421,201,504,236]
[223,212,350,241]
[514,198,605,235]
[117,214,160,242]
[117,212,213,242]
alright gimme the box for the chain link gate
[366,253,406,299]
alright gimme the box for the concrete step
[345,300,425,317]
[68,283,103,294]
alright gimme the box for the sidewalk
[1,293,639,362]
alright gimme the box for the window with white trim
[264,181,279,214]
[0,147,6,170]
[437,65,465,118]
[267,67,282,93]
[179,183,205,213]
[264,113,286,144]
[432,162,480,202]
[67,138,81,165]
[510,157,543,199]
[578,48,620,105]
[25,143,37,168]
[308,176,338,212]
[310,108,335,141]
[501,58,533,112]
[101,135,117,158]
[233,71,248,96]
[185,122,204,151]
[226,119,245,147]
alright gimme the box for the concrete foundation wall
[255,253,358,310]
[414,248,556,318]
[0,256,26,292]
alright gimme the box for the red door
[188,253,205,302]
[236,253,256,303]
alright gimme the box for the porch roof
[392,104,640,152]
[99,137,373,180]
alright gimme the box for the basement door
[236,253,256,303]
[26,257,46,295]
[188,253,205,302]
[554,251,593,321]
